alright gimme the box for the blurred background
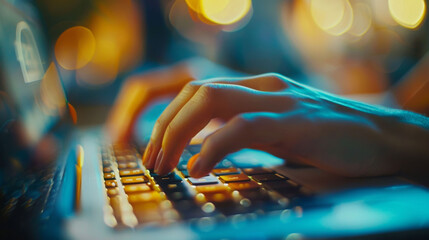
[0,2,428,237]
[31,0,428,116]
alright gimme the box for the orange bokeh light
[55,26,96,70]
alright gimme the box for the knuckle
[183,81,200,93]
[264,73,289,88]
[232,114,255,129]
[163,123,177,142]
[154,118,165,129]
[196,83,220,100]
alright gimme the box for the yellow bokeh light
[76,0,144,87]
[311,0,345,31]
[55,26,96,70]
[349,3,372,37]
[325,0,353,36]
[388,0,426,29]
[186,0,202,13]
[200,0,251,25]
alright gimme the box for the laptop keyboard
[100,144,309,228]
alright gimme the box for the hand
[105,63,195,142]
[142,73,429,178]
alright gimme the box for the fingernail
[154,148,164,173]
[142,143,152,165]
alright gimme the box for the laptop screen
[0,0,65,146]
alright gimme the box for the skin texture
[108,70,429,180]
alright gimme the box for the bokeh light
[325,0,353,36]
[54,26,96,70]
[349,3,372,37]
[310,0,346,31]
[76,0,144,87]
[371,1,397,26]
[170,0,221,44]
[186,0,202,13]
[200,0,252,25]
[388,0,426,29]
[40,62,67,115]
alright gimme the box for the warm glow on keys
[388,0,426,29]
[54,26,96,70]
[200,0,251,25]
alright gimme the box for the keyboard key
[204,192,233,203]
[105,180,118,188]
[242,167,274,175]
[107,188,119,197]
[239,189,271,201]
[166,191,193,201]
[181,169,208,178]
[118,162,138,169]
[159,182,192,201]
[121,176,147,185]
[119,169,144,177]
[124,155,137,162]
[104,172,115,180]
[212,168,240,176]
[124,184,151,194]
[219,174,250,183]
[103,167,113,173]
[116,156,126,163]
[116,155,136,163]
[154,172,183,183]
[251,173,287,182]
[228,181,260,191]
[133,202,163,224]
[128,191,162,204]
[174,200,209,219]
[118,163,127,169]
[160,182,187,192]
[188,176,219,185]
[127,162,138,168]
[263,180,299,191]
[216,204,248,216]
[102,160,111,167]
[196,184,229,194]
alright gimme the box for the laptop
[1,1,429,239]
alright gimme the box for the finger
[144,74,289,168]
[189,112,283,178]
[106,74,191,143]
[154,84,293,175]
[105,81,147,142]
